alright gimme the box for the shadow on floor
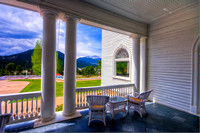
[5,102,199,132]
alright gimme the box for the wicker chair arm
[134,92,140,98]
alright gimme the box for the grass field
[11,79,101,97]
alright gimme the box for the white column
[131,34,141,92]
[140,37,147,93]
[40,8,58,121]
[63,16,78,116]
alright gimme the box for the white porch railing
[0,84,135,123]
[0,91,41,124]
[76,84,135,109]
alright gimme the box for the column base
[191,106,198,114]
[34,111,82,128]
[62,110,76,116]
[41,114,56,122]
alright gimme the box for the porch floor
[5,102,199,132]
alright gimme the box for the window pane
[116,62,129,77]
[116,49,129,58]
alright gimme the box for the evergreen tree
[98,60,101,75]
[0,68,5,76]
[89,66,95,75]
[56,52,64,75]
[82,66,90,77]
[77,68,82,75]
[82,66,95,77]
[5,63,15,75]
[16,65,23,75]
[31,40,42,75]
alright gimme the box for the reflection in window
[114,48,130,78]
[116,62,129,77]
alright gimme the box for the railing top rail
[76,84,135,92]
[0,91,41,101]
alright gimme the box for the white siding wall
[147,3,199,113]
[101,30,133,85]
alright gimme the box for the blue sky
[0,4,102,58]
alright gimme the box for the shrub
[56,104,63,112]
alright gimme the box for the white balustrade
[0,84,135,123]
[76,84,135,109]
[0,91,41,124]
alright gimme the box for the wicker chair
[0,113,12,133]
[127,89,153,118]
[87,95,109,126]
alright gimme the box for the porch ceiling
[83,0,197,23]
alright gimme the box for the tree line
[0,40,101,77]
[0,63,24,76]
[77,60,101,77]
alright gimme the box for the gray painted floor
[5,102,199,132]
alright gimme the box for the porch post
[63,16,78,116]
[40,8,58,121]
[131,34,141,92]
[140,37,147,93]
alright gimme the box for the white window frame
[112,47,131,81]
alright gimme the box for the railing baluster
[79,92,81,108]
[76,92,79,108]
[26,98,29,118]
[84,91,87,107]
[31,98,33,117]
[122,87,124,97]
[5,100,7,114]
[111,89,114,97]
[35,97,38,117]
[15,100,19,120]
[81,92,83,107]
[75,93,77,108]
[21,99,24,119]
[0,101,2,114]
[10,100,13,121]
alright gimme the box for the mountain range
[0,49,101,69]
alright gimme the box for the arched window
[114,48,130,78]
[116,49,129,59]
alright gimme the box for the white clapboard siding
[147,2,199,113]
[102,30,133,85]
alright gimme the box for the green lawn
[11,79,101,97]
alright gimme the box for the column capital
[141,36,147,42]
[141,36,147,39]
[39,7,59,18]
[130,33,142,39]
[64,13,80,22]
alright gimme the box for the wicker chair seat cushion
[130,97,142,102]
[129,97,141,104]
[91,105,104,109]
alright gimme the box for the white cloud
[0,4,102,58]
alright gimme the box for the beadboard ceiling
[83,0,197,23]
